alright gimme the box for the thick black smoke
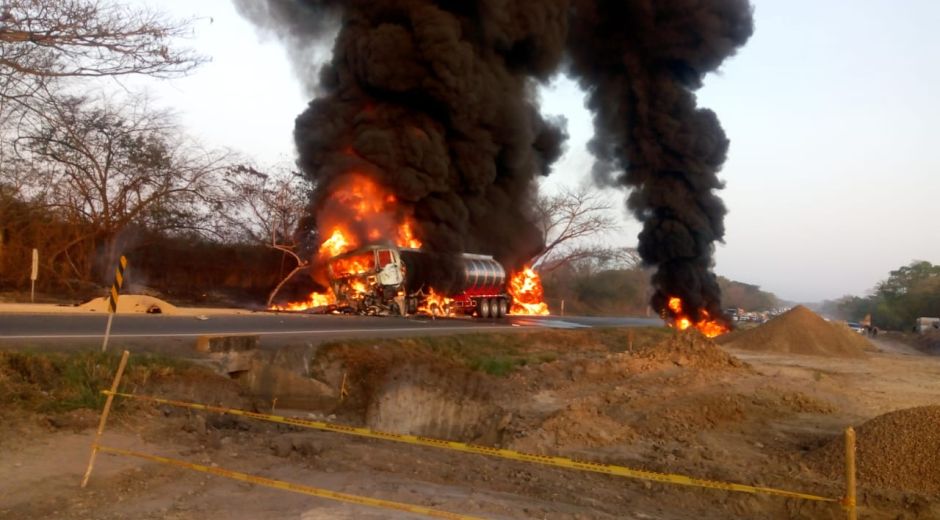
[236,0,569,291]
[237,0,753,319]
[567,0,753,324]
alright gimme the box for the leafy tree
[718,277,780,311]
[830,261,940,330]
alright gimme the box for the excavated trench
[201,336,506,442]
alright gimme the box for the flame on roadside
[271,290,336,311]
[418,288,453,317]
[665,297,729,338]
[508,267,550,315]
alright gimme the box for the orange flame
[508,267,550,315]
[271,290,336,312]
[397,220,422,249]
[271,174,422,312]
[418,288,453,317]
[315,174,422,259]
[665,297,729,338]
[329,252,376,278]
[319,228,353,259]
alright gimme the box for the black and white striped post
[101,255,127,352]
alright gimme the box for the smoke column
[236,0,753,320]
[235,0,569,290]
[567,0,753,324]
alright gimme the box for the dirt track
[1,328,939,520]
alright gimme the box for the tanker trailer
[325,245,510,318]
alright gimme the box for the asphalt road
[0,312,663,348]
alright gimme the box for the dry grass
[0,350,200,413]
[316,327,672,376]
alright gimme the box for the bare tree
[530,185,626,272]
[14,92,230,282]
[221,164,314,306]
[0,0,203,104]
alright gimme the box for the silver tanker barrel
[398,249,506,296]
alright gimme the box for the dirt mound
[811,406,940,495]
[79,294,179,314]
[508,401,637,453]
[719,305,869,358]
[635,331,746,370]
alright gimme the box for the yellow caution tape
[104,391,838,503]
[96,445,481,520]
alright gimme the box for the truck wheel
[496,298,508,318]
[478,298,492,318]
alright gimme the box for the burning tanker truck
[325,245,512,318]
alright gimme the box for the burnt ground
[1,329,939,520]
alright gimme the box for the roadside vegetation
[0,350,200,413]
[316,327,674,377]
[821,260,940,331]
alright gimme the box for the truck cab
[327,246,406,315]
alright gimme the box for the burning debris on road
[238,0,752,327]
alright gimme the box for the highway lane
[0,312,663,346]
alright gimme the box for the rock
[270,436,294,457]
[292,437,324,457]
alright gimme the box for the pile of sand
[811,406,940,495]
[79,294,179,314]
[718,305,869,358]
[635,331,746,370]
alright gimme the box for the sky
[126,0,940,303]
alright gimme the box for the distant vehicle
[845,322,866,334]
[914,317,940,334]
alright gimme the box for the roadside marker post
[844,427,857,520]
[30,248,38,303]
[81,349,130,488]
[101,256,127,353]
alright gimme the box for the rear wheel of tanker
[496,298,508,318]
[478,297,492,319]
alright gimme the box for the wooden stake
[844,426,857,520]
[100,313,115,353]
[81,350,130,488]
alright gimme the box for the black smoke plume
[236,0,569,291]
[237,0,753,320]
[567,0,753,324]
